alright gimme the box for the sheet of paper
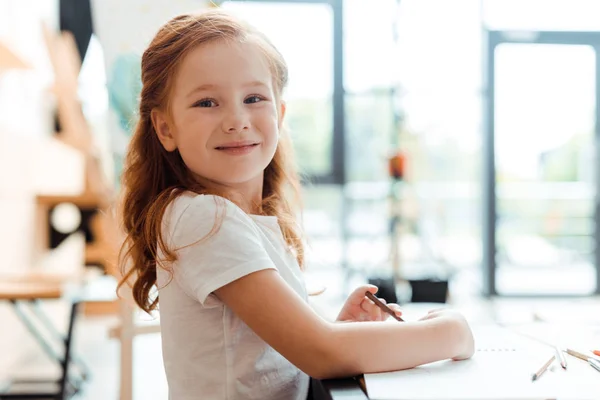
[364,325,600,400]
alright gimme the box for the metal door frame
[483,30,600,296]
[228,0,346,185]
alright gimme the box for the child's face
[153,39,283,190]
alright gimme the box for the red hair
[117,9,303,313]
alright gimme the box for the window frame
[227,0,346,184]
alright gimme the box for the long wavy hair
[117,9,304,314]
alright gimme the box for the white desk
[323,298,600,400]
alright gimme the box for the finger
[367,296,398,318]
[427,308,446,314]
[419,311,441,321]
[372,299,385,321]
[347,284,378,306]
[362,296,392,320]
[387,303,403,316]
[375,298,389,320]
[378,303,402,321]
[307,285,327,296]
[360,298,373,313]
[360,298,382,321]
[371,303,384,321]
[420,310,439,320]
[376,307,385,321]
[356,303,370,322]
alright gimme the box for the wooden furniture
[0,280,88,400]
[34,24,119,317]
[34,192,120,315]
[40,24,160,400]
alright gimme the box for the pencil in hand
[364,291,404,322]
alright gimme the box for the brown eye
[244,96,262,104]
[194,99,216,107]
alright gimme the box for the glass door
[485,31,600,296]
[495,43,596,295]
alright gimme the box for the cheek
[264,127,280,157]
[174,115,211,148]
[258,114,280,143]
[173,128,211,168]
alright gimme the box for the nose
[222,105,250,133]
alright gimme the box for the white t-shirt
[156,193,310,400]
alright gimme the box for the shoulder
[168,192,224,219]
[168,192,250,222]
[164,192,257,243]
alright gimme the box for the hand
[336,285,403,323]
[419,308,475,361]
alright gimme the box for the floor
[2,266,599,400]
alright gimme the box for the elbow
[305,367,330,381]
[305,358,356,381]
[306,357,357,380]
[300,324,360,380]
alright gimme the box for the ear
[277,101,286,129]
[151,108,177,152]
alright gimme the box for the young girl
[118,9,474,400]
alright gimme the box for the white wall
[0,0,77,375]
[0,0,211,379]
[90,0,214,160]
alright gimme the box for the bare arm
[214,269,474,380]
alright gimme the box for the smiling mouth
[215,143,260,150]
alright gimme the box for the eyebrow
[186,81,270,98]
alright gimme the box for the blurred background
[1,0,599,399]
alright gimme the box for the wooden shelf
[0,282,62,300]
[36,193,107,208]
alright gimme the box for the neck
[194,174,264,215]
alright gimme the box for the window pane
[222,2,333,177]
[399,93,483,274]
[344,0,398,93]
[494,43,597,295]
[380,1,483,291]
[345,92,395,182]
[396,0,482,93]
[484,0,600,31]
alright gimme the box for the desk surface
[316,296,600,400]
[321,321,600,400]
[322,377,368,399]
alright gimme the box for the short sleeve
[165,194,276,307]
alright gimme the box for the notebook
[364,325,600,400]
